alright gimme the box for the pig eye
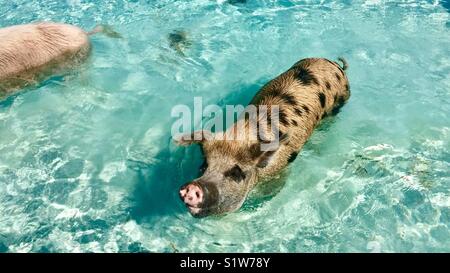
[224,165,246,183]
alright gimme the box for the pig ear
[255,132,289,168]
[174,130,213,146]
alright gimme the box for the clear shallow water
[0,0,449,252]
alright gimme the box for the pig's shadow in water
[0,84,39,108]
[0,75,69,108]
[126,142,201,221]
[128,79,270,222]
[0,92,19,108]
[442,0,450,13]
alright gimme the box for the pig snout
[180,183,203,207]
[179,182,218,217]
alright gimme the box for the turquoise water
[0,0,449,252]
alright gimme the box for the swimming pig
[176,57,350,217]
[0,22,120,98]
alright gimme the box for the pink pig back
[0,22,91,92]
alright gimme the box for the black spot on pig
[325,81,331,90]
[249,143,262,159]
[302,105,310,113]
[335,72,341,82]
[287,152,298,163]
[294,107,302,116]
[318,92,326,108]
[256,151,275,168]
[280,93,297,106]
[331,96,346,115]
[279,110,289,125]
[292,119,298,126]
[295,68,319,85]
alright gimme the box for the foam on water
[0,0,449,252]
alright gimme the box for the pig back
[0,22,91,91]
